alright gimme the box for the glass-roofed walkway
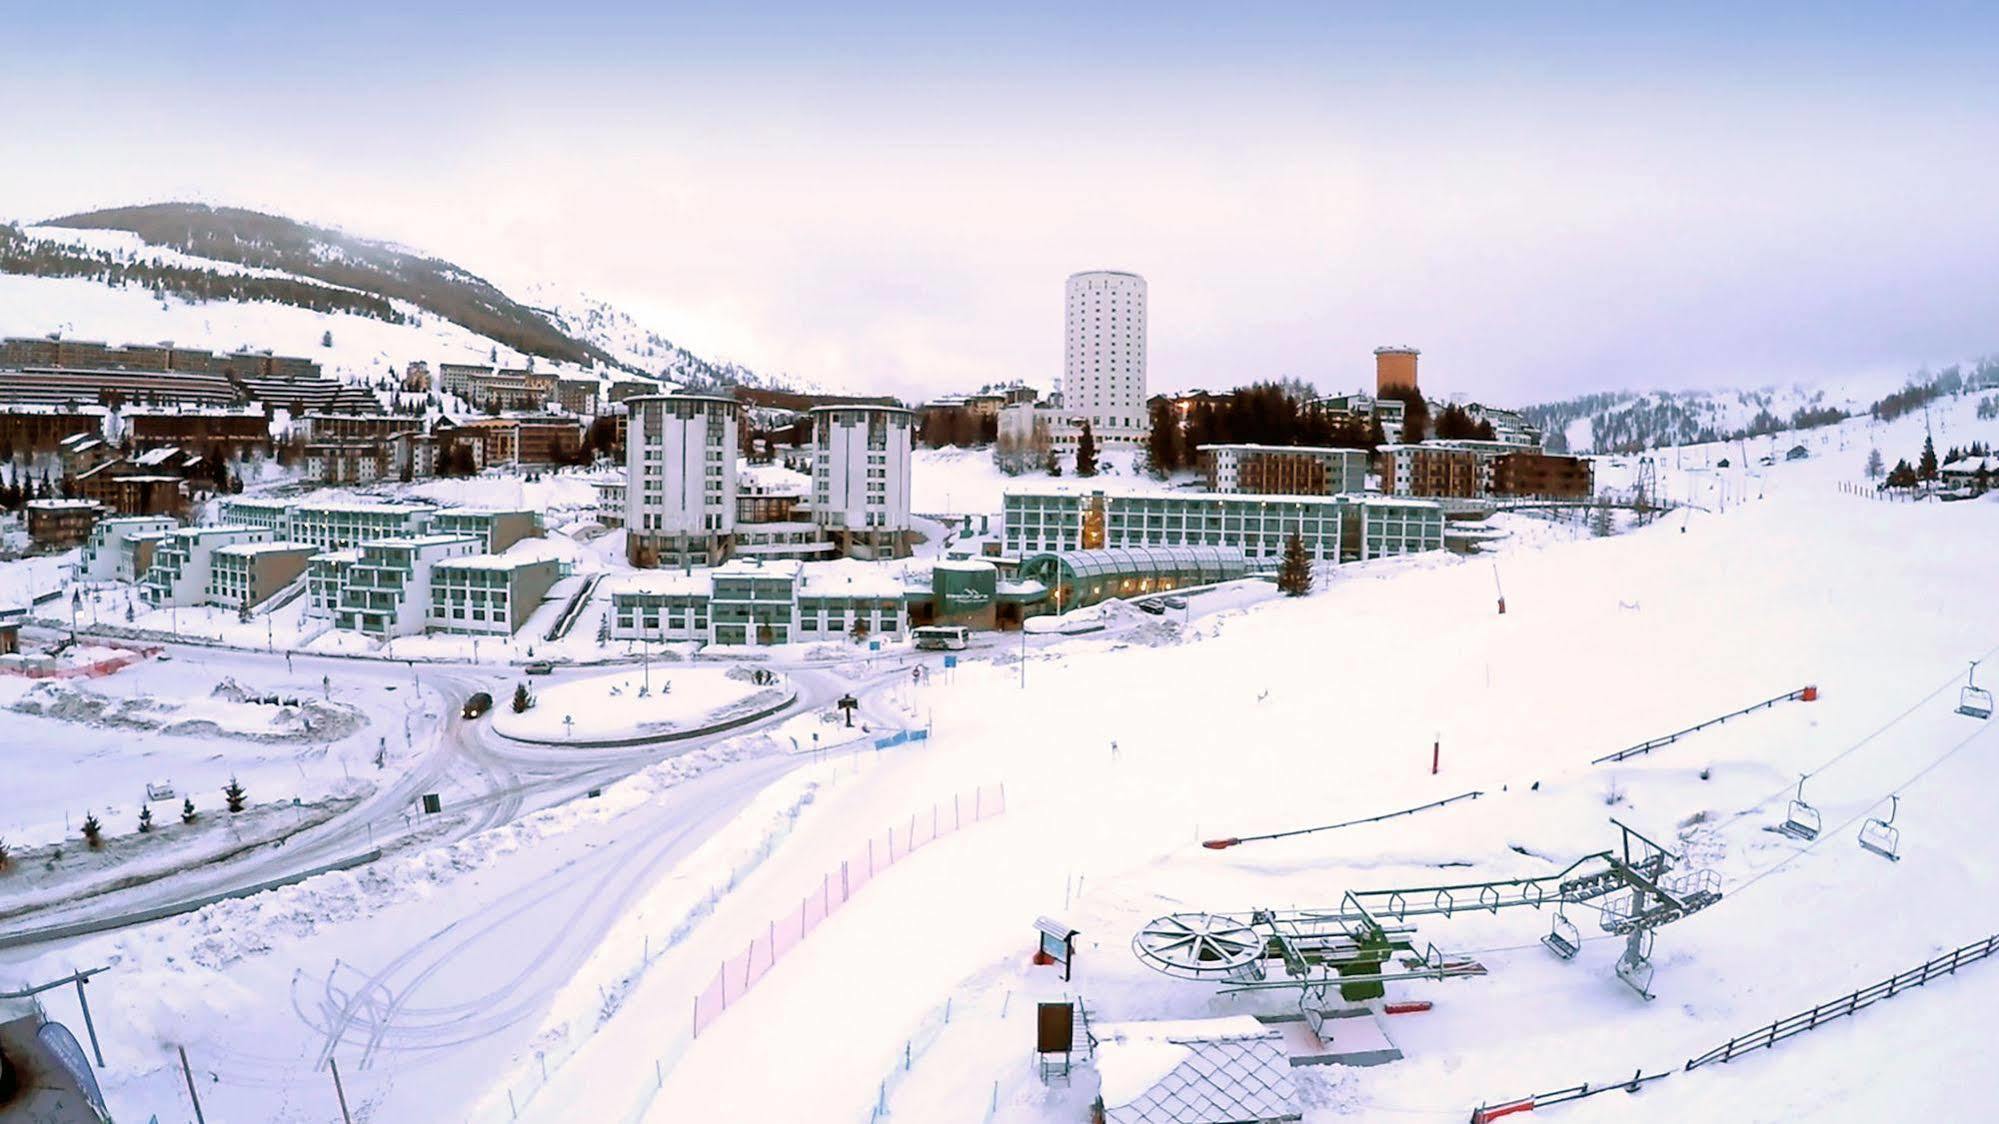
[1016,545,1250,610]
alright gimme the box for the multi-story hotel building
[625,393,741,567]
[809,404,912,559]
[1063,271,1149,446]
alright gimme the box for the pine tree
[1864,449,1884,479]
[0,836,9,869]
[1146,399,1181,475]
[1277,532,1314,596]
[138,805,154,833]
[223,777,247,813]
[512,682,532,713]
[181,797,198,825]
[1919,434,1939,481]
[82,812,103,848]
[1044,449,1062,477]
[1075,422,1098,477]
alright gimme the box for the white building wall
[625,394,739,564]
[1064,270,1148,445]
[810,406,912,557]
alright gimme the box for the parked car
[1137,600,1167,615]
[524,661,554,676]
[1161,595,1188,610]
[462,691,493,719]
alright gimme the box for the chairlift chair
[1959,661,1994,720]
[1615,929,1656,1000]
[1779,776,1821,841]
[1858,795,1902,862]
[1543,911,1581,961]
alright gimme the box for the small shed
[1094,1017,1301,1124]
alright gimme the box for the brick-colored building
[25,498,103,550]
[1199,444,1369,496]
[300,413,422,444]
[1492,451,1594,499]
[438,364,556,411]
[556,378,600,415]
[0,409,106,455]
[71,465,188,517]
[1376,443,1482,499]
[124,409,271,457]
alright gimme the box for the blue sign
[943,655,958,669]
[38,1020,106,1113]
[869,640,881,651]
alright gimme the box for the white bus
[912,625,971,651]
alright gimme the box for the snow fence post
[954,793,962,830]
[841,860,851,902]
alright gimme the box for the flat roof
[376,532,479,546]
[809,403,913,416]
[433,552,557,572]
[1195,443,1368,455]
[291,502,436,516]
[215,541,319,557]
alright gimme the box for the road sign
[943,655,958,669]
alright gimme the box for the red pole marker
[1202,838,1240,850]
[1431,739,1439,775]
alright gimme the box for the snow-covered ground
[491,667,788,743]
[0,384,1993,1124]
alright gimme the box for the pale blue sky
[4,3,1997,402]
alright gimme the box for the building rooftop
[796,558,909,598]
[26,498,100,511]
[215,540,318,557]
[433,552,554,572]
[1195,443,1368,455]
[365,534,481,550]
[291,501,437,516]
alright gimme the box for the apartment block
[426,555,564,635]
[80,515,178,581]
[430,509,544,553]
[335,535,481,638]
[142,526,276,606]
[1199,444,1369,496]
[25,499,102,550]
[206,543,318,610]
[1002,488,1443,565]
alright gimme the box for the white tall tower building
[625,393,741,567]
[1064,270,1148,445]
[810,404,913,559]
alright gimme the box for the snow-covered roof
[714,558,804,579]
[740,463,810,494]
[291,501,437,516]
[797,558,910,598]
[214,541,318,558]
[933,558,999,573]
[433,552,557,572]
[25,499,99,511]
[606,569,712,596]
[365,534,481,550]
[1095,1017,1299,1124]
[309,548,364,563]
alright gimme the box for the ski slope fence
[0,643,158,680]
[862,987,1025,1123]
[1470,931,1999,1122]
[691,782,1007,1037]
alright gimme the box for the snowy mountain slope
[1525,362,1999,455]
[0,202,784,395]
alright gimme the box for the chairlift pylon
[1779,775,1821,841]
[1858,795,1902,862]
[1615,928,1656,1000]
[1959,661,1994,720]
[1543,911,1581,961]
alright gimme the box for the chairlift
[1779,776,1821,841]
[1858,795,1902,862]
[1542,911,1581,961]
[1958,661,1994,720]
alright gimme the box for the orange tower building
[1374,346,1420,396]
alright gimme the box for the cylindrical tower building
[1065,270,1148,445]
[1375,346,1420,396]
[624,393,741,567]
[810,404,913,559]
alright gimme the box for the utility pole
[179,1045,207,1124]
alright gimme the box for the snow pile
[491,667,791,742]
[3,678,364,742]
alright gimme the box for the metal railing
[1685,933,1999,1069]
[1593,687,1816,764]
[1469,931,1999,1122]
